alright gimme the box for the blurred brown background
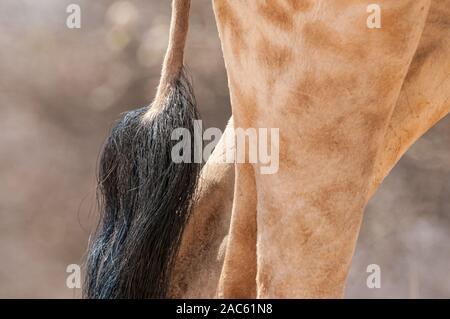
[0,0,448,298]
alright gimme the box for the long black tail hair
[84,0,200,299]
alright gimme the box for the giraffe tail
[84,0,199,299]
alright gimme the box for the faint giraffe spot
[257,0,294,31]
[302,21,367,61]
[285,0,312,12]
[215,1,246,58]
[257,35,294,90]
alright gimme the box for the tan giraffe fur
[169,0,450,298]
[152,0,190,112]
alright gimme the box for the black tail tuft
[84,70,201,299]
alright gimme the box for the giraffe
[85,0,450,298]
[170,0,450,298]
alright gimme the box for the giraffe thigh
[214,0,431,298]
